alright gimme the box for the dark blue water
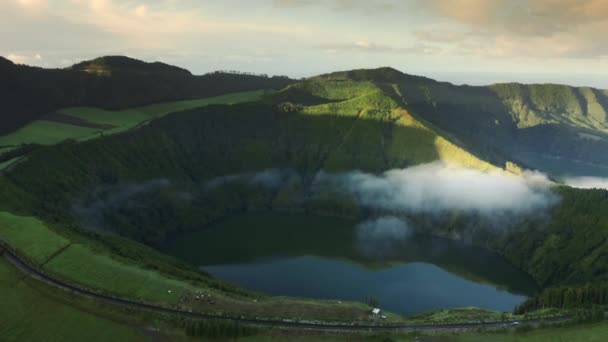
[204,256,528,316]
[167,212,538,316]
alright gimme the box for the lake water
[166,212,538,316]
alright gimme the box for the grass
[434,136,501,172]
[0,212,70,264]
[0,211,198,306]
[0,258,148,342]
[45,244,197,306]
[0,90,267,148]
[0,121,100,146]
[454,322,608,342]
[0,156,24,171]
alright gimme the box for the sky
[2,0,608,88]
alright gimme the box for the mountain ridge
[2,55,608,176]
[69,55,193,76]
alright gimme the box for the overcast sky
[2,0,607,88]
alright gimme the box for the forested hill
[70,56,193,76]
[0,56,293,135]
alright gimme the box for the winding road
[2,247,570,332]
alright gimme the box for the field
[0,212,70,264]
[0,258,148,342]
[45,244,198,305]
[0,211,202,305]
[0,120,100,146]
[0,89,267,148]
[454,323,608,342]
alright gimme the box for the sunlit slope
[272,79,503,172]
[315,67,608,176]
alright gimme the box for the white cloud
[6,52,43,65]
[565,177,608,190]
[15,0,48,12]
[355,216,412,258]
[319,162,557,215]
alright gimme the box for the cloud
[72,179,172,231]
[6,52,43,65]
[321,40,442,55]
[15,0,48,12]
[564,177,608,190]
[318,162,557,216]
[416,0,608,59]
[204,169,295,190]
[5,0,311,52]
[273,0,313,8]
[272,0,397,11]
[355,216,412,258]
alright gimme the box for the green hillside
[0,55,292,135]
[2,63,608,338]
[306,67,608,177]
[0,73,604,294]
[0,90,267,150]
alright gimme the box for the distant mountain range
[1,55,607,177]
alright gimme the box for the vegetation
[453,322,608,342]
[1,70,607,307]
[2,61,608,338]
[0,258,147,342]
[0,211,70,264]
[0,89,268,148]
[0,55,292,135]
[0,120,100,146]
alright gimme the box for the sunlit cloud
[320,40,443,55]
[6,52,43,65]
[416,0,608,59]
[1,0,607,84]
[16,0,48,11]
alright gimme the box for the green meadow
[0,89,267,148]
[45,243,197,305]
[0,211,198,305]
[0,120,100,147]
[0,212,70,264]
[0,258,148,342]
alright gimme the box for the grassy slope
[0,212,195,303]
[0,212,70,264]
[0,121,99,146]
[237,322,608,341]
[282,79,503,171]
[454,323,608,342]
[0,90,266,148]
[0,258,147,342]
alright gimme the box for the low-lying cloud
[355,216,412,258]
[319,162,557,216]
[72,178,172,231]
[204,168,295,190]
[564,176,608,190]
